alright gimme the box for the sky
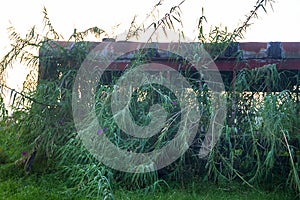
[0,0,299,109]
[0,0,299,49]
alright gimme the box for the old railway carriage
[39,41,300,91]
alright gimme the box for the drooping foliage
[1,0,299,199]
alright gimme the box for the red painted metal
[42,41,300,72]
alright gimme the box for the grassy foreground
[0,163,295,200]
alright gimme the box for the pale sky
[0,0,299,109]
[1,0,299,52]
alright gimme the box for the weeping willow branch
[68,26,108,42]
[198,0,274,60]
[126,0,166,40]
[42,6,62,40]
[145,0,185,42]
[282,130,300,194]
[0,83,54,107]
[231,0,275,41]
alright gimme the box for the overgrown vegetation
[0,164,294,200]
[1,0,299,199]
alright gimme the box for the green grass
[0,164,84,200]
[0,163,296,200]
[115,187,293,200]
